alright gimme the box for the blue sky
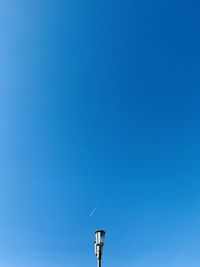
[0,0,200,267]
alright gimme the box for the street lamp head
[94,230,106,266]
[95,230,106,245]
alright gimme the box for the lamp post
[94,230,106,267]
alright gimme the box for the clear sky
[0,1,200,267]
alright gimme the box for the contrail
[89,206,97,217]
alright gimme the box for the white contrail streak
[89,207,97,216]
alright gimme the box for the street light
[94,230,106,267]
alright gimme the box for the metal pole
[97,248,102,267]
[97,258,101,267]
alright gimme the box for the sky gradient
[0,1,200,267]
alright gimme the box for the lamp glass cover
[95,230,105,245]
